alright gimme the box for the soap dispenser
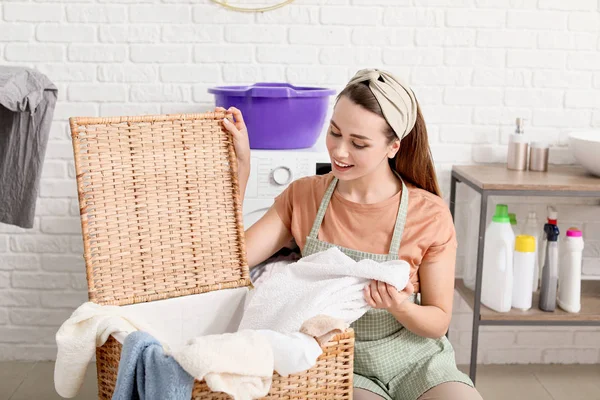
[507,118,529,171]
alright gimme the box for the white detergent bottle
[522,211,541,292]
[481,204,515,313]
[512,235,536,310]
[558,228,584,313]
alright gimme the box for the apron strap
[388,177,409,256]
[308,176,338,239]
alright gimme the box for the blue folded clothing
[112,331,194,400]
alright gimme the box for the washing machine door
[243,199,274,229]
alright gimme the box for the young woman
[217,69,483,400]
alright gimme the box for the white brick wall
[1,0,599,364]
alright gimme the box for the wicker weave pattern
[69,114,249,306]
[97,331,354,400]
[70,113,354,399]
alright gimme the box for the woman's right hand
[214,107,292,268]
[215,106,250,168]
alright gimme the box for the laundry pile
[55,247,410,400]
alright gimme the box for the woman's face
[326,95,400,181]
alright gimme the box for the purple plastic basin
[208,82,336,150]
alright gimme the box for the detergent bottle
[557,228,584,313]
[539,223,560,312]
[512,235,536,311]
[538,206,558,285]
[481,204,515,313]
[522,211,541,292]
[509,212,519,236]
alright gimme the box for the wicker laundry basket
[69,113,354,400]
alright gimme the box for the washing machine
[243,145,331,229]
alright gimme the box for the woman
[217,69,483,400]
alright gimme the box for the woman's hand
[216,106,250,167]
[216,106,250,198]
[364,279,414,313]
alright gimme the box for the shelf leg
[470,191,488,385]
[447,174,459,340]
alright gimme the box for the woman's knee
[354,388,386,400]
[417,382,483,400]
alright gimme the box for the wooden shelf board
[452,164,600,192]
[455,279,600,322]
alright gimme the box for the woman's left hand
[364,279,414,312]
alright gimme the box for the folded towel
[239,247,410,334]
[256,330,322,377]
[169,330,273,400]
[54,302,161,398]
[300,315,349,346]
[113,331,193,400]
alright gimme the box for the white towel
[169,330,274,400]
[252,258,295,286]
[54,302,161,398]
[239,247,410,334]
[56,301,274,400]
[256,330,322,377]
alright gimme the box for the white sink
[569,131,600,177]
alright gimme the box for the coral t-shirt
[273,173,457,293]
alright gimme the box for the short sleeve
[273,181,295,231]
[422,207,458,264]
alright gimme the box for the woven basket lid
[69,113,250,306]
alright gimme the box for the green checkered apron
[302,176,473,400]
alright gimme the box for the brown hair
[336,82,442,197]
